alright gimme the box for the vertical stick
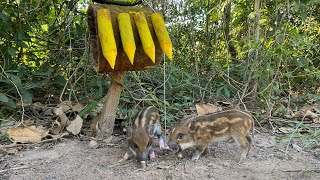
[96,71,126,140]
[254,0,260,45]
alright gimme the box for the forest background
[0,0,319,135]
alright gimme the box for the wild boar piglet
[168,109,254,162]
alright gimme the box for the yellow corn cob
[133,11,155,63]
[151,13,173,60]
[118,13,136,65]
[97,9,117,69]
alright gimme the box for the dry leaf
[23,119,34,126]
[217,101,231,107]
[196,102,221,116]
[53,106,70,131]
[47,132,69,139]
[32,102,47,111]
[43,108,53,116]
[290,105,320,122]
[7,126,48,143]
[66,115,83,135]
[49,123,61,135]
[6,148,19,155]
[278,127,295,134]
[72,103,84,112]
[53,106,65,116]
[58,101,72,111]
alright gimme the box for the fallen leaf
[196,102,221,116]
[49,123,61,135]
[72,103,84,112]
[47,132,69,139]
[32,102,47,111]
[292,144,303,152]
[290,105,320,122]
[58,101,72,111]
[43,108,53,116]
[6,148,19,155]
[278,127,295,134]
[66,115,83,135]
[23,119,34,126]
[53,106,70,131]
[7,126,48,143]
[53,106,65,116]
[217,101,231,107]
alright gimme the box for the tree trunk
[96,71,126,140]
[223,2,237,58]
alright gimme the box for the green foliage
[1,132,9,141]
[0,0,319,130]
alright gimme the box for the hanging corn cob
[118,13,136,64]
[97,9,117,69]
[133,11,155,63]
[151,13,173,60]
[93,0,142,6]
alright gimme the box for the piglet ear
[188,120,196,133]
[148,124,155,138]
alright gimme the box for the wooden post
[96,71,126,140]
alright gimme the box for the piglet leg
[149,150,156,159]
[191,145,207,160]
[119,149,135,162]
[159,136,171,150]
[119,152,130,162]
[191,151,201,160]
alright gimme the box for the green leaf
[248,12,255,19]
[56,75,67,85]
[2,98,16,109]
[216,86,224,97]
[0,92,9,103]
[6,73,22,87]
[21,90,33,104]
[15,40,28,48]
[308,94,320,100]
[78,101,98,117]
[259,19,267,25]
[308,0,320,4]
[149,94,158,101]
[0,12,8,21]
[8,47,16,56]
[223,86,231,98]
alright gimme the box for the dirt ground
[1,131,319,180]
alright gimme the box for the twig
[108,160,132,168]
[0,166,29,173]
[0,132,68,149]
[237,91,247,111]
[0,143,24,149]
[284,114,307,155]
[282,169,320,173]
[0,64,25,124]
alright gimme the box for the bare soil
[1,132,319,180]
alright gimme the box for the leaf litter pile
[0,102,320,179]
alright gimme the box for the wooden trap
[88,4,172,72]
[87,3,172,139]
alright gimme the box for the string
[142,0,168,141]
[163,55,167,141]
